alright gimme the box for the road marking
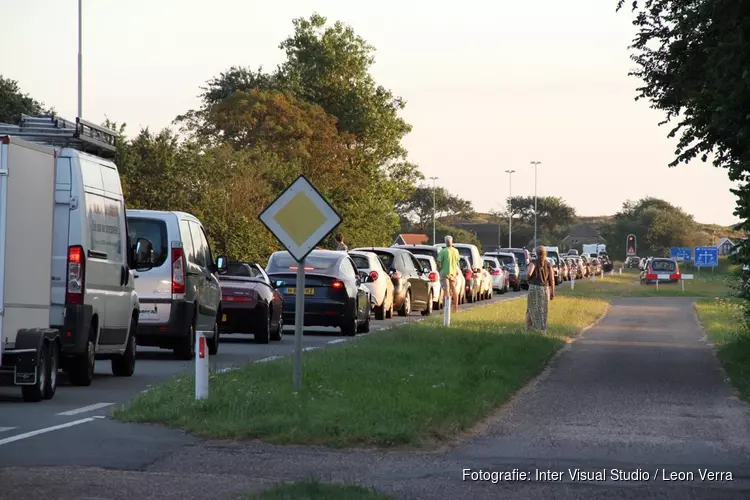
[327,339,348,344]
[216,366,238,373]
[0,427,16,433]
[0,417,96,447]
[302,346,319,352]
[256,355,281,363]
[56,402,114,416]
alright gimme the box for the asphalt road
[3,296,749,500]
[0,289,525,473]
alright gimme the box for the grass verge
[694,298,750,402]
[242,479,390,499]
[113,295,608,448]
[557,270,733,298]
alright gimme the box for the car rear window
[350,255,370,271]
[127,217,168,268]
[407,247,438,259]
[651,260,676,272]
[483,258,498,268]
[495,255,515,265]
[457,247,473,263]
[511,251,527,265]
[416,256,433,270]
[372,251,395,270]
[269,253,338,271]
[226,262,262,278]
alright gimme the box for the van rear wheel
[22,344,48,402]
[68,324,96,386]
[112,317,137,377]
[174,322,196,360]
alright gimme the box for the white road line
[256,355,281,363]
[327,339,348,344]
[302,346,319,352]
[56,402,114,416]
[0,427,16,433]
[0,417,96,447]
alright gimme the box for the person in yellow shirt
[436,235,460,313]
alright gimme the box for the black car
[625,256,640,269]
[600,255,614,273]
[266,250,371,336]
[352,247,433,316]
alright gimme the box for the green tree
[0,75,51,123]
[396,185,475,232]
[497,196,576,240]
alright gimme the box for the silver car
[126,210,227,359]
[415,254,444,310]
[482,256,508,293]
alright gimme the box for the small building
[561,223,604,250]
[716,237,734,255]
[393,233,429,246]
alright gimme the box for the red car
[218,262,284,344]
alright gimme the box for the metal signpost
[670,247,692,263]
[681,274,694,293]
[259,175,342,390]
[626,234,637,256]
[694,246,719,275]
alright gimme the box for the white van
[0,116,154,387]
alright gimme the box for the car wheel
[343,308,358,336]
[68,324,96,386]
[43,340,59,400]
[174,320,196,360]
[398,291,411,316]
[385,297,394,319]
[375,294,387,320]
[112,317,137,377]
[359,307,371,333]
[271,312,283,341]
[422,291,433,316]
[22,344,47,402]
[255,308,271,344]
[207,320,220,355]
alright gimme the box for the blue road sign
[694,246,718,267]
[670,247,692,262]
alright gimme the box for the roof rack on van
[0,114,118,158]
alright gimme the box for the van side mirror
[134,238,154,272]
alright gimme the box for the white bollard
[571,276,575,290]
[443,296,451,327]
[655,279,659,291]
[619,268,622,274]
[195,332,209,400]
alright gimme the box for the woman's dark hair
[334,232,343,242]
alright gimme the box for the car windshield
[372,251,395,270]
[127,217,168,268]
[269,253,338,271]
[651,260,676,272]
[495,255,515,265]
[350,255,370,271]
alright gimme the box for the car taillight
[172,247,186,295]
[428,271,438,282]
[66,245,85,305]
[332,280,344,289]
[491,269,501,276]
[464,269,472,279]
[391,271,402,280]
[369,270,379,281]
[223,294,253,302]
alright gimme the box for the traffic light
[626,234,637,255]
[628,235,634,245]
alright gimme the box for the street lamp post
[429,176,438,245]
[530,161,542,248]
[505,170,515,247]
[78,0,83,118]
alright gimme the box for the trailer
[0,136,61,402]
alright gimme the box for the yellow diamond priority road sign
[259,175,342,262]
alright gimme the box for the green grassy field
[694,298,750,402]
[557,269,734,298]
[243,480,390,500]
[113,295,608,449]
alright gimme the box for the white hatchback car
[348,250,395,320]
[414,254,444,310]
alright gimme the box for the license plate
[286,287,315,295]
[657,274,671,280]
[222,314,227,322]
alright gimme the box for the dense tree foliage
[396,185,475,232]
[0,76,50,124]
[600,197,704,257]
[489,196,577,247]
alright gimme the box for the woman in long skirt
[526,246,555,332]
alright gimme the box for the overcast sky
[3,0,740,226]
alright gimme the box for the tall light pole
[78,0,83,118]
[530,161,542,248]
[505,170,515,247]
[429,176,438,245]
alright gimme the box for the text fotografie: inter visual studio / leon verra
[462,469,733,483]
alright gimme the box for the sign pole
[681,278,685,293]
[294,259,305,390]
[443,295,451,326]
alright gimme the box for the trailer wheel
[22,345,48,403]
[43,341,59,400]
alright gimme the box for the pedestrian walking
[526,246,555,332]
[335,232,347,251]
[436,235,460,313]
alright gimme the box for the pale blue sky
[2,0,740,226]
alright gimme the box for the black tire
[174,320,196,360]
[361,311,370,333]
[207,320,220,355]
[515,282,521,292]
[255,308,270,344]
[422,291,433,316]
[398,291,411,316]
[68,324,96,386]
[270,312,283,341]
[385,297,394,319]
[467,290,473,303]
[342,309,357,336]
[374,296,387,320]
[43,340,58,400]
[22,344,48,402]
[112,317,137,377]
